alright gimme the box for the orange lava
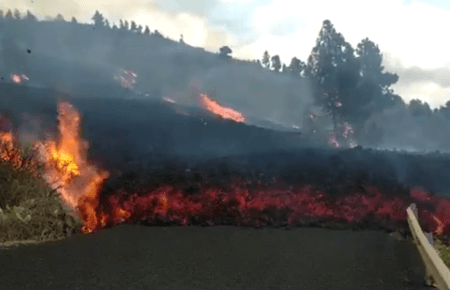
[1,102,449,237]
[199,94,245,123]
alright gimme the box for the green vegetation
[0,142,81,246]
[434,237,450,269]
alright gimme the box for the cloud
[383,52,450,108]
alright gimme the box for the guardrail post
[407,203,450,290]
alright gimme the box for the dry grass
[0,138,82,246]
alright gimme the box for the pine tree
[92,10,104,27]
[54,14,65,22]
[270,55,281,72]
[13,9,21,20]
[262,51,270,69]
[131,21,137,31]
[144,25,150,34]
[288,57,305,77]
[5,10,12,20]
[356,37,400,113]
[219,46,232,59]
[25,10,37,21]
[71,17,77,23]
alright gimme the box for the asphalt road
[0,226,429,290]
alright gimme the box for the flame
[0,132,20,166]
[11,74,29,84]
[34,102,109,232]
[199,94,245,123]
[12,74,21,84]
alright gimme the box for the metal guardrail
[407,204,450,290]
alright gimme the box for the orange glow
[432,215,444,236]
[35,102,109,230]
[1,103,450,237]
[0,132,19,166]
[199,94,245,123]
[12,74,21,84]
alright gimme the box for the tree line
[0,9,448,149]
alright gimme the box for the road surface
[0,226,429,290]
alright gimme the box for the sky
[1,0,450,108]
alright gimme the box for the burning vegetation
[199,94,245,123]
[114,69,137,89]
[0,101,449,239]
[11,74,29,84]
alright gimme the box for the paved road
[0,226,429,290]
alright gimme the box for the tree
[262,51,270,69]
[112,23,118,30]
[13,9,21,20]
[54,14,65,22]
[71,17,77,23]
[92,10,104,27]
[270,55,281,72]
[179,34,185,44]
[124,20,129,30]
[409,99,432,118]
[321,88,342,136]
[137,25,143,34]
[153,29,162,37]
[25,10,37,21]
[281,64,288,74]
[219,46,232,59]
[288,57,305,77]
[130,21,137,31]
[5,10,13,20]
[144,25,150,35]
[306,20,365,123]
[356,37,399,112]
[105,19,110,28]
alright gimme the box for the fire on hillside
[199,94,245,123]
[115,69,137,89]
[0,101,449,236]
[11,74,29,84]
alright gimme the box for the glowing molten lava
[1,103,450,238]
[199,94,245,123]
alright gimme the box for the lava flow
[0,102,449,237]
[199,94,245,123]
